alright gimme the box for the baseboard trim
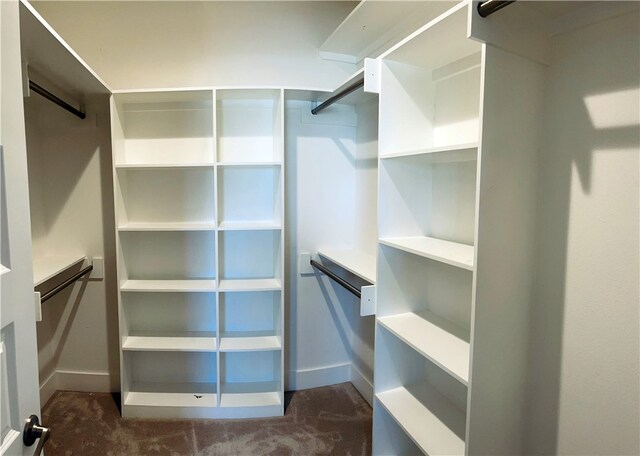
[39,371,58,407]
[40,370,115,406]
[286,362,351,391]
[350,364,374,407]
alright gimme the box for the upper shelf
[319,0,456,64]
[317,249,376,284]
[33,255,86,287]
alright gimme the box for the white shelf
[33,255,86,287]
[118,222,216,232]
[217,162,282,167]
[125,382,217,408]
[115,163,214,170]
[317,249,376,284]
[217,221,282,231]
[376,382,466,456]
[319,0,454,63]
[379,236,474,271]
[0,265,9,276]
[378,311,470,385]
[218,278,282,292]
[219,334,281,352]
[122,331,217,352]
[220,382,281,408]
[120,279,217,293]
[380,142,478,162]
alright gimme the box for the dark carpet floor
[41,382,372,456]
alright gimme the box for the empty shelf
[220,382,281,408]
[115,163,214,169]
[33,255,86,287]
[125,382,217,408]
[379,236,474,271]
[217,162,282,167]
[219,335,281,352]
[317,249,376,283]
[118,222,216,232]
[122,332,217,352]
[217,221,282,231]
[378,311,470,385]
[120,280,217,292]
[376,382,466,456]
[380,142,478,162]
[218,279,282,292]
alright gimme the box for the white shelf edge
[379,236,474,271]
[217,221,282,231]
[218,278,282,292]
[376,382,466,456]
[380,142,478,161]
[118,222,216,232]
[125,382,218,408]
[216,162,283,167]
[378,311,470,385]
[120,279,217,293]
[115,163,215,170]
[122,333,218,352]
[317,249,376,284]
[219,335,282,352]
[33,255,87,287]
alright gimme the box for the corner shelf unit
[373,1,543,454]
[111,88,285,419]
[374,3,478,454]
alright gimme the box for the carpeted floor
[41,382,372,456]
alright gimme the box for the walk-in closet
[1,0,638,455]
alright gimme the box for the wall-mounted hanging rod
[477,0,516,17]
[40,264,93,303]
[310,259,361,298]
[311,78,364,115]
[29,80,86,120]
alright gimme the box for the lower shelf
[120,279,217,292]
[220,382,281,408]
[125,382,218,408]
[219,334,282,352]
[122,331,217,352]
[376,382,466,456]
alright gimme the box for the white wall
[25,94,118,404]
[32,1,356,91]
[526,10,640,455]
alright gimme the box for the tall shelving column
[111,90,219,418]
[215,89,285,418]
[373,2,481,454]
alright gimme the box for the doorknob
[23,415,50,456]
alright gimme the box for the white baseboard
[40,370,115,406]
[350,364,374,407]
[286,362,351,391]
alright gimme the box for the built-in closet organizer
[111,88,285,419]
[19,0,111,406]
[367,1,626,454]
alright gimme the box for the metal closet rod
[477,0,516,18]
[29,80,86,120]
[40,264,93,303]
[311,78,364,115]
[310,259,362,298]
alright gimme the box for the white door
[0,0,47,455]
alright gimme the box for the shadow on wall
[526,11,640,455]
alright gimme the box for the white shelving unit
[373,3,478,454]
[373,1,545,454]
[111,87,285,419]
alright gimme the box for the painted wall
[31,1,356,91]
[526,10,640,455]
[25,94,118,404]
